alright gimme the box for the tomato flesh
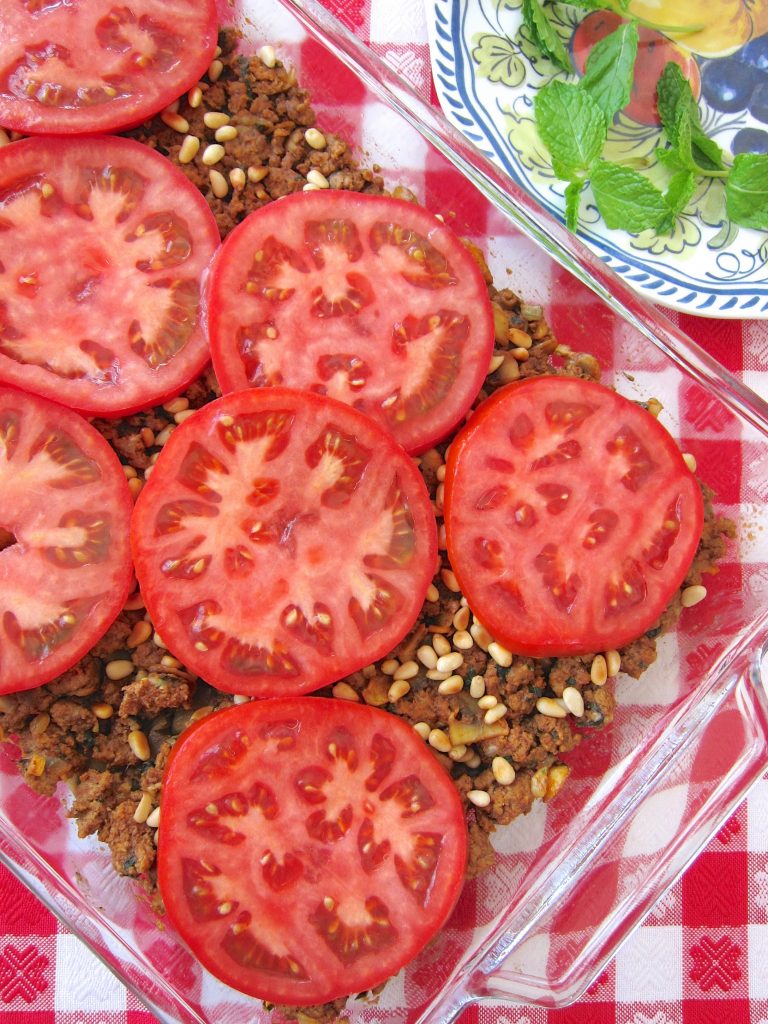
[444,376,704,656]
[0,0,217,134]
[0,385,133,693]
[206,191,495,454]
[158,697,467,1004]
[0,136,220,416]
[131,387,438,696]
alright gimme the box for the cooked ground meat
[0,24,737,1022]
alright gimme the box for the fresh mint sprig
[529,2,768,236]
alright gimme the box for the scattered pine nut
[562,686,585,718]
[428,728,452,753]
[416,645,438,669]
[468,789,490,808]
[332,681,359,701]
[127,621,152,648]
[178,135,200,163]
[146,807,161,829]
[160,111,189,133]
[590,654,608,687]
[413,722,431,740]
[304,127,327,150]
[682,452,697,473]
[488,641,513,668]
[441,568,461,592]
[306,169,329,188]
[432,634,451,657]
[484,704,507,725]
[105,659,134,681]
[133,793,153,824]
[92,703,114,720]
[187,86,203,108]
[452,605,470,631]
[380,658,399,675]
[492,757,516,786]
[202,143,225,166]
[209,169,229,198]
[436,651,463,674]
[203,111,230,129]
[229,167,246,190]
[437,675,464,695]
[388,680,411,702]
[257,44,277,67]
[128,730,151,761]
[469,675,486,698]
[453,630,473,650]
[208,58,224,82]
[393,660,418,680]
[477,694,497,710]
[605,649,621,677]
[216,125,238,142]
[426,583,440,602]
[247,165,269,183]
[536,696,567,719]
[174,409,197,425]
[681,584,707,607]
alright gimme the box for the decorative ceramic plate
[426,0,768,317]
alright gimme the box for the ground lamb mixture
[0,28,736,1020]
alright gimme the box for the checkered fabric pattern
[2,1,768,1023]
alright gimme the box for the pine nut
[306,169,329,188]
[562,686,585,717]
[187,86,203,108]
[204,111,230,129]
[477,694,497,710]
[426,583,439,602]
[153,632,167,649]
[247,165,269,183]
[436,652,463,674]
[160,111,189,133]
[92,703,113,720]
[452,606,470,631]
[488,641,513,667]
[413,721,431,740]
[393,660,418,680]
[30,713,50,737]
[449,744,468,760]
[536,696,567,718]
[509,327,533,348]
[484,704,507,724]
[469,675,486,698]
[105,659,134,681]
[128,477,143,499]
[163,396,189,414]
[470,621,492,651]
[388,680,411,702]
[590,654,608,687]
[178,135,200,163]
[428,728,452,753]
[233,694,251,705]
[123,592,145,611]
[202,143,225,166]
[174,409,196,425]
[468,789,490,808]
[682,452,697,473]
[0,129,10,148]
[426,669,451,681]
[511,347,530,361]
[208,58,224,82]
[216,125,238,142]
[128,730,151,761]
[229,167,246,190]
[258,45,277,68]
[381,659,399,675]
[432,634,451,657]
[488,353,505,374]
[417,645,438,669]
[492,757,516,786]
[140,427,155,447]
[210,169,228,198]
[681,584,707,608]
[606,649,621,677]
[453,630,473,650]
[127,621,152,648]
[332,681,359,701]
[160,655,181,669]
[437,675,464,695]
[133,793,153,824]
[304,127,327,150]
[122,464,137,479]
[146,807,161,829]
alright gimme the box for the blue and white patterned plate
[426,0,768,317]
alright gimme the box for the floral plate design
[426,0,768,317]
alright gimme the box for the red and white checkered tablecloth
[3,1,768,1022]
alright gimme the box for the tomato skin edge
[444,376,705,658]
[157,696,468,1004]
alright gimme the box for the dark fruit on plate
[701,57,759,112]
[740,33,768,73]
[571,11,700,126]
[732,126,768,154]
[749,79,768,123]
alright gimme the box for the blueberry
[732,126,768,155]
[702,58,759,113]
[741,33,768,73]
[750,78,768,123]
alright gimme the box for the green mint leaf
[535,81,607,180]
[589,159,669,232]
[580,21,638,121]
[564,180,584,231]
[522,0,572,73]
[655,145,686,172]
[726,153,768,230]
[656,169,695,233]
[657,62,723,171]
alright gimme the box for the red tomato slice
[0,1,217,135]
[0,385,133,694]
[131,387,438,696]
[157,696,467,1004]
[206,190,495,455]
[0,136,220,417]
[444,376,704,657]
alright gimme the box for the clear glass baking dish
[3,0,768,1021]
